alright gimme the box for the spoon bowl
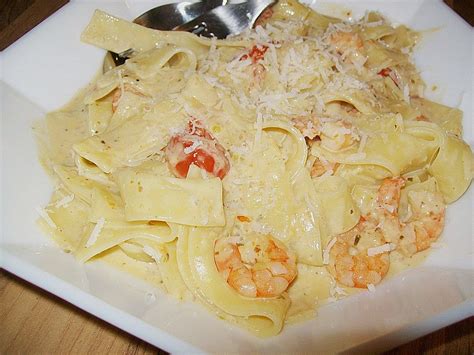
[134,0,226,30]
[105,0,276,70]
[105,0,226,69]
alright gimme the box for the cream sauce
[100,247,164,288]
[285,247,430,325]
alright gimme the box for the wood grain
[0,270,165,354]
[385,317,473,354]
[1,269,472,354]
[444,0,474,26]
[0,0,69,51]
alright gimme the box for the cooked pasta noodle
[36,0,473,336]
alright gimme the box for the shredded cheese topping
[323,237,338,265]
[54,194,75,208]
[36,207,57,230]
[367,243,396,257]
[85,217,105,248]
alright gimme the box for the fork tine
[117,48,135,58]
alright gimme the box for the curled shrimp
[310,157,339,177]
[399,190,445,256]
[376,177,404,213]
[255,7,273,27]
[363,177,405,245]
[111,84,147,112]
[328,218,390,288]
[330,31,363,52]
[252,63,267,88]
[292,115,320,139]
[329,31,367,67]
[292,115,358,151]
[164,119,230,179]
[214,235,297,298]
[373,178,445,254]
[320,120,358,151]
[328,178,404,288]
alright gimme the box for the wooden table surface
[1,269,472,354]
[1,0,473,354]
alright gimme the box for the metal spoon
[106,0,227,68]
[175,0,276,39]
[134,0,227,30]
[106,0,276,70]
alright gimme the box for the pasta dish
[36,0,473,337]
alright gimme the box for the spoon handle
[204,0,228,10]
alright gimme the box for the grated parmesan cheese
[183,140,203,154]
[367,283,376,292]
[143,245,166,263]
[367,243,396,256]
[395,114,404,130]
[54,194,75,208]
[323,237,338,265]
[336,286,348,296]
[358,133,368,153]
[36,207,57,230]
[85,217,105,248]
[403,84,410,103]
[253,112,263,147]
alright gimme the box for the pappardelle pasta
[36,0,473,337]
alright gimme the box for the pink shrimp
[370,177,405,244]
[329,31,367,66]
[310,158,339,178]
[399,190,445,256]
[164,119,230,179]
[214,235,297,298]
[328,218,390,288]
[328,178,404,288]
[111,84,147,112]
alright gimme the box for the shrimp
[328,218,390,288]
[310,157,339,178]
[164,120,230,179]
[371,177,405,244]
[376,178,404,211]
[292,115,357,151]
[378,67,402,88]
[327,178,404,288]
[373,178,445,254]
[329,31,367,67]
[255,7,273,27]
[240,45,269,64]
[252,63,267,88]
[214,235,297,298]
[111,84,147,112]
[292,115,320,139]
[330,31,363,52]
[320,120,358,151]
[399,190,445,256]
[240,45,269,89]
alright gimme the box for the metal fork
[109,0,276,68]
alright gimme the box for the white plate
[1,0,473,353]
